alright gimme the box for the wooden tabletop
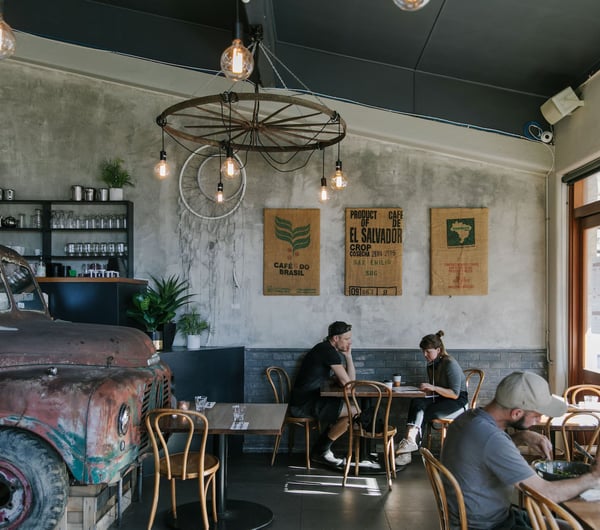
[564,496,600,530]
[320,380,426,398]
[163,403,287,436]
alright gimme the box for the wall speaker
[540,86,584,125]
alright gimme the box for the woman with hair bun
[395,330,467,466]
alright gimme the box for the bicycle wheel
[179,145,247,220]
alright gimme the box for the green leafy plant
[99,158,135,188]
[177,307,209,336]
[127,275,193,332]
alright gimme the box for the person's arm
[510,429,553,460]
[419,359,460,399]
[331,346,355,386]
[519,458,600,503]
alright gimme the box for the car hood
[0,318,158,368]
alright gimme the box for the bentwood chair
[145,408,220,530]
[427,368,485,449]
[342,380,397,489]
[556,410,600,463]
[420,447,468,530]
[265,366,319,469]
[519,482,583,530]
[563,384,600,406]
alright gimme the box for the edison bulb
[330,161,348,190]
[220,39,254,81]
[154,151,171,180]
[319,177,329,203]
[0,17,16,60]
[393,0,430,11]
[216,182,224,203]
[221,156,241,180]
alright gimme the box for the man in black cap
[289,321,355,466]
[442,371,600,529]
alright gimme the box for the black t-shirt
[290,340,342,408]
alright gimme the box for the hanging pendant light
[330,118,348,191]
[0,1,16,60]
[216,180,224,203]
[393,0,430,11]
[220,1,254,81]
[154,125,171,179]
[220,144,241,180]
[319,149,328,203]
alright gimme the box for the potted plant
[99,158,134,200]
[178,307,209,350]
[127,274,194,351]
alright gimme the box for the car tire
[0,429,69,530]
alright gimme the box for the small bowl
[533,460,591,481]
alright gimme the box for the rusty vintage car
[0,245,172,529]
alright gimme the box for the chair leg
[353,436,360,477]
[146,473,161,530]
[170,479,178,520]
[211,474,218,523]
[304,423,312,469]
[271,432,283,466]
[342,434,353,487]
[198,478,209,530]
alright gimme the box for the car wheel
[0,429,68,530]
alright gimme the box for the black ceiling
[6,0,600,137]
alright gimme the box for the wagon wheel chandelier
[155,11,348,213]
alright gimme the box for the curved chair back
[427,368,485,449]
[557,410,600,462]
[419,447,468,530]
[520,482,583,530]
[342,380,397,489]
[266,366,292,404]
[464,368,485,409]
[145,408,219,530]
[563,384,600,406]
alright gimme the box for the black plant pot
[147,330,163,352]
[161,322,177,351]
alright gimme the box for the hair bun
[436,330,445,338]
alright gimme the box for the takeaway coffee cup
[383,380,393,389]
[393,374,402,387]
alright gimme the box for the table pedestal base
[165,499,274,530]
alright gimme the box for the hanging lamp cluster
[155,0,348,207]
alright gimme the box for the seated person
[442,371,600,530]
[395,330,467,466]
[289,321,355,467]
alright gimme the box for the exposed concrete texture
[0,40,550,352]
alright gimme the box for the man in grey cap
[441,371,600,529]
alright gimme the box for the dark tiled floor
[111,451,439,530]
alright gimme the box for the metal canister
[71,185,83,201]
[5,189,14,200]
[97,188,109,201]
[0,188,3,200]
[83,187,95,201]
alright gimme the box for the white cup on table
[195,395,208,412]
[393,374,402,387]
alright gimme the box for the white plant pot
[109,187,124,201]
[186,334,202,350]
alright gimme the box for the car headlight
[117,404,131,436]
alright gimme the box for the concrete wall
[0,35,552,357]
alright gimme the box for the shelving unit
[0,200,134,277]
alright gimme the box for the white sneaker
[395,452,412,466]
[312,449,345,467]
[396,438,419,454]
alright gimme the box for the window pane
[575,172,600,207]
[584,225,600,373]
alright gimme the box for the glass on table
[232,404,246,423]
[195,395,208,413]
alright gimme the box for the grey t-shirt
[441,408,535,529]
